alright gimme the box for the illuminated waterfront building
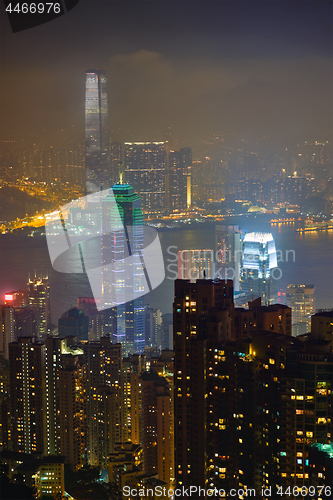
[102,180,145,355]
[241,232,278,304]
[27,277,50,339]
[85,69,110,194]
[286,284,315,336]
[169,147,192,210]
[124,142,167,212]
[178,249,213,281]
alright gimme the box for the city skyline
[1,1,333,498]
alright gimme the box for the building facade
[85,69,110,194]
[124,142,167,212]
[241,232,278,304]
[286,284,315,336]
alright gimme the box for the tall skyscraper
[173,278,234,490]
[241,232,278,304]
[215,224,242,291]
[102,180,145,355]
[27,277,50,339]
[286,284,315,335]
[85,69,110,194]
[124,142,167,212]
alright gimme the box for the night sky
[1,0,332,146]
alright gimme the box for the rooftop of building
[313,310,333,318]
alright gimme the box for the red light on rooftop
[5,294,13,301]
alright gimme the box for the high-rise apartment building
[286,284,315,335]
[0,306,14,360]
[178,249,214,281]
[124,142,167,212]
[102,180,145,355]
[173,278,234,489]
[279,340,333,488]
[141,371,171,486]
[27,277,50,339]
[85,69,110,194]
[122,353,145,444]
[150,350,175,485]
[9,337,45,454]
[241,232,278,304]
[58,352,87,469]
[83,338,123,468]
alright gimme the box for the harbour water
[1,216,332,323]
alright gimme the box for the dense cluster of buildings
[0,279,332,497]
[0,68,331,499]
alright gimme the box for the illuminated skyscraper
[169,147,192,210]
[124,142,167,212]
[85,69,110,194]
[241,232,278,304]
[102,180,145,355]
[27,277,50,339]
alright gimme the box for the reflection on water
[1,219,333,323]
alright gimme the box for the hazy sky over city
[0,0,332,146]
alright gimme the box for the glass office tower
[85,69,110,194]
[241,232,278,304]
[102,180,145,355]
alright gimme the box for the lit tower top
[241,232,278,305]
[85,69,110,194]
[243,232,277,273]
